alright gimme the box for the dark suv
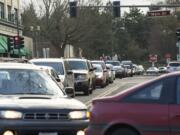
[67,58,95,95]
[0,63,89,135]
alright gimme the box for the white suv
[30,58,75,95]
[167,61,180,73]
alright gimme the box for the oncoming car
[86,72,180,135]
[0,63,89,135]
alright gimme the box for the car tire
[110,128,138,135]
[84,89,90,96]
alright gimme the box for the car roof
[106,60,119,62]
[91,60,105,63]
[0,63,41,70]
[36,65,54,70]
[66,58,87,62]
[92,63,102,67]
[169,61,180,63]
[30,58,64,63]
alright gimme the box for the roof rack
[0,57,29,63]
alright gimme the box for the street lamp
[30,26,41,58]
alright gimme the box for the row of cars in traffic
[29,58,144,97]
[145,61,180,75]
[2,58,180,135]
[0,57,141,135]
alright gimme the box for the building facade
[0,0,32,57]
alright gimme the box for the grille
[23,113,69,120]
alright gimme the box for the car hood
[0,95,87,110]
[72,70,88,74]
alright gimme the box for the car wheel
[110,128,138,135]
[84,89,90,96]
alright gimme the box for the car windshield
[69,60,88,70]
[0,69,64,96]
[106,61,120,66]
[95,66,103,72]
[32,62,64,75]
[169,63,180,67]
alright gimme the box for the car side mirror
[56,78,61,82]
[106,67,110,70]
[67,70,73,75]
[65,87,74,98]
[89,68,94,72]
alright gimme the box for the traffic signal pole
[16,10,20,58]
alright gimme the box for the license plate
[39,132,58,135]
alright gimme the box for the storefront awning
[0,36,8,53]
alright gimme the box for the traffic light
[113,1,121,18]
[19,36,24,48]
[14,36,20,49]
[69,1,77,18]
[7,37,14,52]
[176,28,180,42]
[14,36,24,49]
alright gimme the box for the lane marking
[86,83,127,108]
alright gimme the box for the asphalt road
[75,75,156,108]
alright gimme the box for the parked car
[146,67,159,75]
[91,60,109,84]
[85,72,180,135]
[29,58,74,91]
[158,66,167,73]
[0,63,89,135]
[106,64,114,83]
[121,60,133,77]
[167,61,180,73]
[67,58,94,95]
[92,64,107,88]
[106,60,125,78]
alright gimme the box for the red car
[86,72,180,135]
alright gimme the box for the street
[76,75,156,108]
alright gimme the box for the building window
[0,2,5,19]
[8,6,12,21]
[14,8,18,23]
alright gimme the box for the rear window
[68,61,88,70]
[106,61,120,66]
[169,63,180,67]
[32,62,64,75]
[92,62,106,69]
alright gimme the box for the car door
[123,77,173,135]
[169,76,180,135]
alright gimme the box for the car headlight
[69,111,90,120]
[77,74,87,80]
[0,111,23,119]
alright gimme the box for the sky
[22,0,165,14]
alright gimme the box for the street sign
[147,10,171,17]
[149,54,157,62]
[165,53,171,59]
